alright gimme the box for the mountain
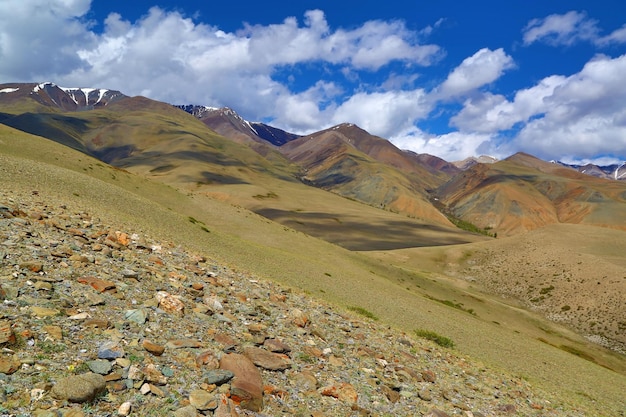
[437,152,626,236]
[279,123,453,225]
[556,160,626,181]
[453,155,498,170]
[0,82,125,113]
[176,105,301,146]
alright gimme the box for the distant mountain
[176,105,301,146]
[555,161,626,181]
[453,155,498,170]
[437,152,626,236]
[0,82,125,112]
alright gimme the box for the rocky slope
[0,191,583,416]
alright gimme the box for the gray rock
[51,372,106,403]
[125,308,148,325]
[97,340,125,359]
[204,369,234,385]
[87,359,112,375]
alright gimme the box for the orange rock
[219,353,263,412]
[0,320,15,345]
[320,382,358,404]
[77,276,116,293]
[115,231,130,246]
[156,291,184,315]
[142,340,165,356]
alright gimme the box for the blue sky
[1,0,625,163]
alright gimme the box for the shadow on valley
[256,208,477,250]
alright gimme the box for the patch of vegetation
[347,305,379,321]
[253,191,279,200]
[414,329,455,348]
[38,341,65,354]
[559,345,597,364]
[540,285,555,295]
[443,214,496,237]
[561,305,571,311]
[425,295,477,315]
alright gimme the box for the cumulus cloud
[436,48,515,99]
[0,0,95,80]
[389,128,495,162]
[449,53,626,162]
[0,1,442,132]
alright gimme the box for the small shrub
[561,305,571,311]
[347,306,379,321]
[414,329,455,348]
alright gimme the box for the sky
[1,1,625,164]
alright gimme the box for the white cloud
[522,11,598,46]
[389,128,495,162]
[450,53,626,161]
[331,89,432,138]
[437,48,515,99]
[0,0,94,81]
[523,11,626,47]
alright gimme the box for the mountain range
[1,81,625,415]
[5,82,622,238]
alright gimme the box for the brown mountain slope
[280,123,453,226]
[437,152,626,236]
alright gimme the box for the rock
[291,371,318,392]
[83,319,111,329]
[77,276,116,293]
[419,387,433,401]
[87,359,113,375]
[0,355,21,374]
[195,351,220,368]
[156,291,185,315]
[142,339,165,356]
[263,338,291,353]
[124,309,148,325]
[204,369,234,385]
[143,363,167,385]
[290,308,309,328]
[424,409,451,417]
[422,369,437,383]
[214,393,239,417]
[30,306,60,317]
[320,382,358,404]
[172,405,198,417]
[0,320,15,345]
[118,401,132,416]
[219,353,263,412]
[382,385,400,403]
[20,261,43,272]
[166,339,203,349]
[243,346,292,371]
[121,269,139,279]
[98,341,125,359]
[189,389,216,410]
[51,373,106,403]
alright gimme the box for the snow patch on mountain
[0,87,19,94]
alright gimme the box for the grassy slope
[1,125,625,415]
